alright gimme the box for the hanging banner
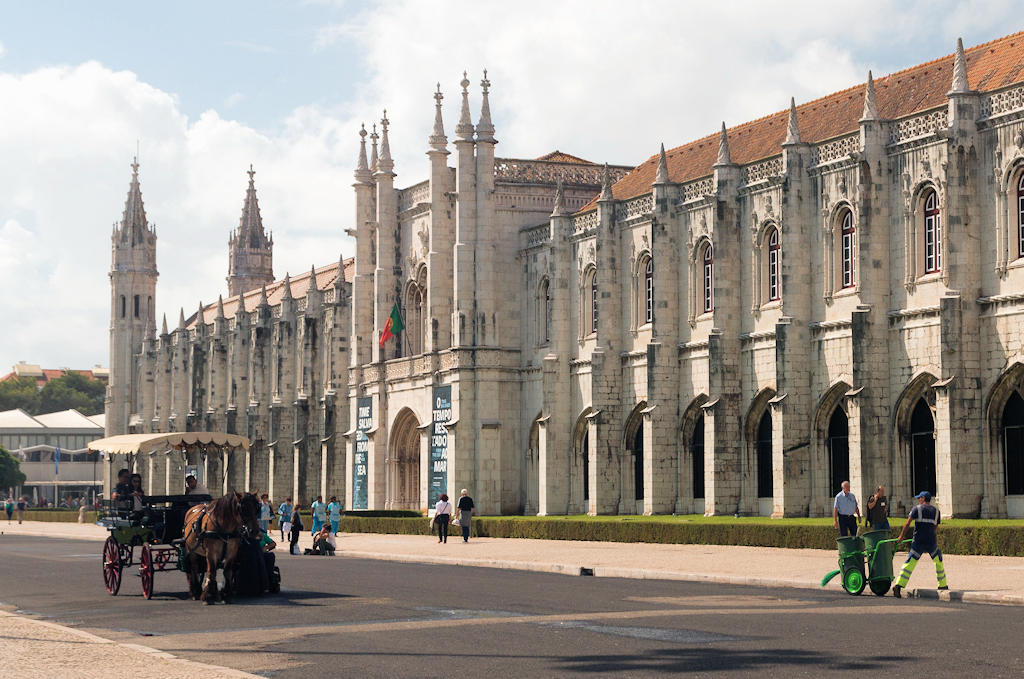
[429,386,452,506]
[353,397,371,510]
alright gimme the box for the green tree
[0,376,40,413]
[38,371,106,416]
[0,446,26,490]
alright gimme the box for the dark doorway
[1003,392,1024,495]
[633,426,644,501]
[910,399,937,496]
[828,407,850,495]
[692,414,705,500]
[756,411,773,498]
[582,431,590,502]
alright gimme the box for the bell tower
[227,165,274,296]
[107,157,158,435]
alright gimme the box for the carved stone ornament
[1015,129,1024,149]
[641,232,649,252]
[838,175,848,196]
[700,215,708,235]
[764,194,774,217]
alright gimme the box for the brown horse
[183,492,260,604]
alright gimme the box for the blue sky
[0,1,1019,370]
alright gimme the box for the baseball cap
[914,491,932,501]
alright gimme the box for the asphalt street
[0,534,1020,677]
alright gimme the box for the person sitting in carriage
[110,468,131,504]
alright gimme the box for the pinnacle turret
[227,165,274,297]
[715,122,731,166]
[429,84,448,152]
[455,71,474,141]
[599,163,614,201]
[307,265,318,293]
[369,123,379,173]
[177,307,186,331]
[355,124,371,182]
[282,273,293,300]
[551,179,567,217]
[654,143,670,184]
[476,69,495,142]
[784,97,801,144]
[215,294,225,319]
[257,283,268,307]
[861,71,879,121]
[161,313,168,336]
[951,37,970,93]
[376,111,394,175]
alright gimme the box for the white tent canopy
[88,432,250,455]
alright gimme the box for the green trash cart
[821,535,867,595]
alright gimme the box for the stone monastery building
[108,34,1024,519]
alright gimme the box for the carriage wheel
[102,536,122,595]
[140,545,154,600]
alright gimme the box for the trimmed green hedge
[336,516,1024,557]
[18,510,99,523]
[344,510,422,518]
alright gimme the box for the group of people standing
[272,495,343,555]
[832,481,948,596]
[4,496,27,524]
[432,489,476,543]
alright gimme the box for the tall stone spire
[551,179,567,216]
[355,124,371,182]
[455,71,474,141]
[160,313,168,336]
[377,111,394,174]
[654,143,670,184]
[429,84,448,151]
[476,69,495,142]
[227,165,274,297]
[257,282,268,307]
[307,265,318,293]
[369,123,379,173]
[118,156,152,246]
[177,307,186,331]
[599,163,614,201]
[715,122,731,166]
[862,70,879,121]
[784,97,801,144]
[215,294,225,319]
[951,37,970,93]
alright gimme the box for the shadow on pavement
[556,648,914,673]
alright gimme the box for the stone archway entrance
[909,399,936,497]
[828,407,850,497]
[388,408,421,511]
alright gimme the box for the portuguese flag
[379,303,404,347]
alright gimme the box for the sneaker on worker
[938,585,948,591]
[892,585,902,598]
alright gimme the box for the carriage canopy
[88,432,251,455]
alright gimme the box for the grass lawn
[478,514,1024,528]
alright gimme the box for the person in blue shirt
[893,491,948,598]
[258,493,273,533]
[327,496,342,535]
[310,495,326,535]
[277,497,292,542]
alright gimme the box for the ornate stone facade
[108,34,1024,518]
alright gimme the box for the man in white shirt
[185,474,210,496]
[832,480,861,537]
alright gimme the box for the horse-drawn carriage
[90,432,280,602]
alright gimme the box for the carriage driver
[110,469,131,502]
[185,474,210,496]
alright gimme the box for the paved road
[0,535,1019,677]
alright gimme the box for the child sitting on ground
[306,524,336,556]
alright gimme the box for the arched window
[538,278,551,344]
[767,227,781,301]
[404,269,426,355]
[644,256,654,324]
[691,413,705,500]
[1017,174,1024,259]
[840,210,855,288]
[120,295,126,319]
[923,190,941,274]
[591,271,599,334]
[828,407,850,495]
[702,243,714,313]
[133,294,140,318]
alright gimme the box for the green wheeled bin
[862,529,896,596]
[821,535,867,595]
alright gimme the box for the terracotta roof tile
[189,257,355,327]
[581,31,1024,212]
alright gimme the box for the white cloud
[223,91,245,108]
[0,40,6,59]
[0,62,357,369]
[2,1,1022,370]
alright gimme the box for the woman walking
[434,494,453,544]
[457,489,476,543]
[277,497,292,542]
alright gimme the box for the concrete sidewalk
[3,520,1022,606]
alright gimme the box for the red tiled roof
[0,369,106,386]
[582,32,1024,212]
[189,257,355,327]
[535,150,595,165]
